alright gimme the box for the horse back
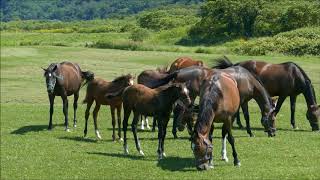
[169,57,203,72]
[56,62,83,95]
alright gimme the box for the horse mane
[195,75,222,134]
[112,74,132,83]
[289,62,317,104]
[212,56,237,69]
[156,65,169,73]
[148,71,178,89]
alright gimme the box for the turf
[1,46,320,179]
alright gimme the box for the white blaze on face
[129,79,134,85]
[183,87,189,94]
[48,73,52,77]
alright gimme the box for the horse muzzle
[196,162,210,171]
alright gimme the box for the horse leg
[48,94,55,130]
[152,116,157,132]
[111,106,116,141]
[157,115,164,159]
[226,121,240,166]
[160,116,170,159]
[123,106,131,154]
[84,99,93,138]
[73,92,79,128]
[242,103,253,137]
[221,123,229,162]
[145,116,150,130]
[172,110,178,139]
[290,95,297,129]
[141,115,145,130]
[93,104,101,139]
[234,109,244,129]
[272,96,287,129]
[116,104,122,141]
[61,95,69,131]
[132,112,144,156]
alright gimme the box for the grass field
[1,46,320,179]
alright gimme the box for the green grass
[1,46,320,179]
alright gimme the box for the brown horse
[168,57,204,73]
[121,83,192,159]
[137,66,177,130]
[83,74,134,140]
[191,71,241,170]
[42,61,94,131]
[174,65,275,137]
[214,57,320,131]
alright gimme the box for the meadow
[1,43,320,179]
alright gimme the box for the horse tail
[81,71,94,87]
[212,56,235,69]
[290,62,317,104]
[149,71,178,88]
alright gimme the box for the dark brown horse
[174,65,275,137]
[83,74,134,140]
[42,61,94,131]
[168,57,204,73]
[137,66,176,130]
[121,83,192,159]
[214,57,319,131]
[191,71,241,170]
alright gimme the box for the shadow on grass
[87,152,154,161]
[58,136,98,143]
[157,156,196,172]
[10,124,61,135]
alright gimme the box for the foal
[83,74,134,140]
[122,83,192,159]
[42,61,94,131]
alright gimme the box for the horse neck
[302,80,317,107]
[253,81,272,116]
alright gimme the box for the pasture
[1,46,320,179]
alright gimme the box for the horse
[174,65,275,137]
[214,57,320,131]
[42,61,94,131]
[168,57,204,73]
[82,74,134,140]
[137,66,174,131]
[121,83,192,159]
[191,71,241,170]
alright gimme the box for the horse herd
[42,56,320,170]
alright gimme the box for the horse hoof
[73,124,77,128]
[141,126,145,130]
[162,152,166,157]
[234,162,241,167]
[222,157,229,162]
[118,138,123,142]
[95,130,102,140]
[124,149,129,155]
[139,150,145,156]
[65,128,70,132]
[249,134,255,137]
[146,126,151,130]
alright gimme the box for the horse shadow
[87,152,153,161]
[11,124,65,135]
[157,156,195,172]
[58,136,99,143]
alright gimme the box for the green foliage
[187,0,320,44]
[130,28,150,42]
[233,27,320,56]
[0,0,204,21]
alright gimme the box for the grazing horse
[191,71,241,170]
[137,66,175,130]
[83,74,134,140]
[42,61,94,131]
[168,57,204,73]
[214,57,320,131]
[121,83,192,159]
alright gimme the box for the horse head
[191,133,213,170]
[42,63,63,94]
[172,83,192,108]
[306,105,320,131]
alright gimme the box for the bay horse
[121,83,192,159]
[214,57,320,131]
[191,71,241,170]
[174,66,275,137]
[42,61,94,131]
[83,74,134,140]
[168,57,204,73]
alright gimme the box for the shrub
[129,28,149,42]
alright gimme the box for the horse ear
[41,67,47,72]
[52,64,59,72]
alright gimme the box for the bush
[129,28,149,42]
[233,27,320,56]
